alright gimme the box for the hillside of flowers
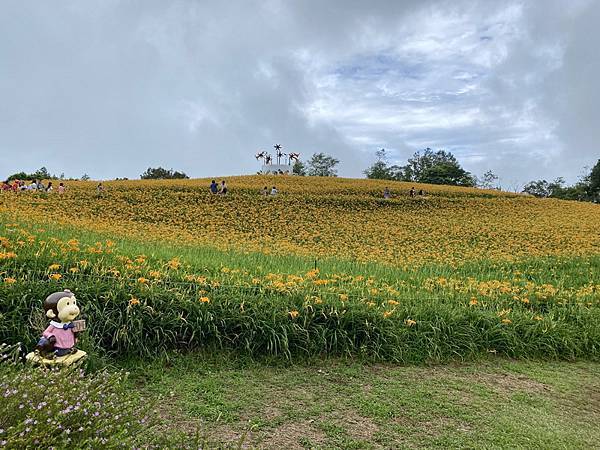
[1,176,599,361]
[2,176,599,266]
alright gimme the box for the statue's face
[57,295,80,322]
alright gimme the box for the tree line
[521,165,600,202]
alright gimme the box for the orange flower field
[1,176,599,266]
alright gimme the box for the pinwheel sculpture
[274,144,286,165]
[288,152,300,164]
[255,151,268,164]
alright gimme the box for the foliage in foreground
[0,344,152,449]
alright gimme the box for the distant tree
[364,149,394,180]
[140,167,189,180]
[522,178,565,198]
[33,167,51,179]
[307,153,340,177]
[523,160,600,202]
[6,172,29,182]
[476,170,499,189]
[293,160,307,176]
[588,159,600,199]
[7,167,54,181]
[80,174,91,181]
[393,149,475,187]
[422,163,476,187]
[522,179,551,197]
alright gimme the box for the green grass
[123,354,600,449]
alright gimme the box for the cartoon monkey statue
[29,289,87,364]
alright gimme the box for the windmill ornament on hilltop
[257,144,300,174]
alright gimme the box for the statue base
[26,350,87,367]
[261,164,292,174]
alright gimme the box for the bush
[140,167,189,180]
[0,344,153,448]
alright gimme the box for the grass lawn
[125,355,600,449]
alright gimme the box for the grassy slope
[128,354,600,449]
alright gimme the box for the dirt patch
[471,372,552,395]
[262,404,283,421]
[336,409,379,441]
[571,384,600,415]
[259,420,327,449]
[154,396,203,435]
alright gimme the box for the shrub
[0,344,154,448]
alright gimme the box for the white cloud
[0,0,598,186]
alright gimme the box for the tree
[292,160,306,176]
[307,153,340,177]
[6,167,54,181]
[476,170,499,189]
[33,167,51,179]
[140,167,189,180]
[522,179,551,197]
[6,172,29,182]
[80,174,91,181]
[522,178,565,198]
[394,149,475,186]
[422,163,476,187]
[588,159,600,199]
[364,149,394,180]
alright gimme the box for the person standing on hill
[383,187,390,199]
[410,186,416,197]
[270,186,278,196]
[210,180,218,194]
[58,182,66,195]
[261,186,269,196]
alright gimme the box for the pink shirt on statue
[43,322,76,349]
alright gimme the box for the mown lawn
[125,355,600,449]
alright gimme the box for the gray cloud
[0,0,598,186]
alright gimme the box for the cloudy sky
[1,0,598,187]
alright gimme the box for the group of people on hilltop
[209,180,228,195]
[208,178,432,200]
[209,179,279,197]
[409,186,426,197]
[261,186,278,196]
[1,179,66,194]
[381,186,426,199]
